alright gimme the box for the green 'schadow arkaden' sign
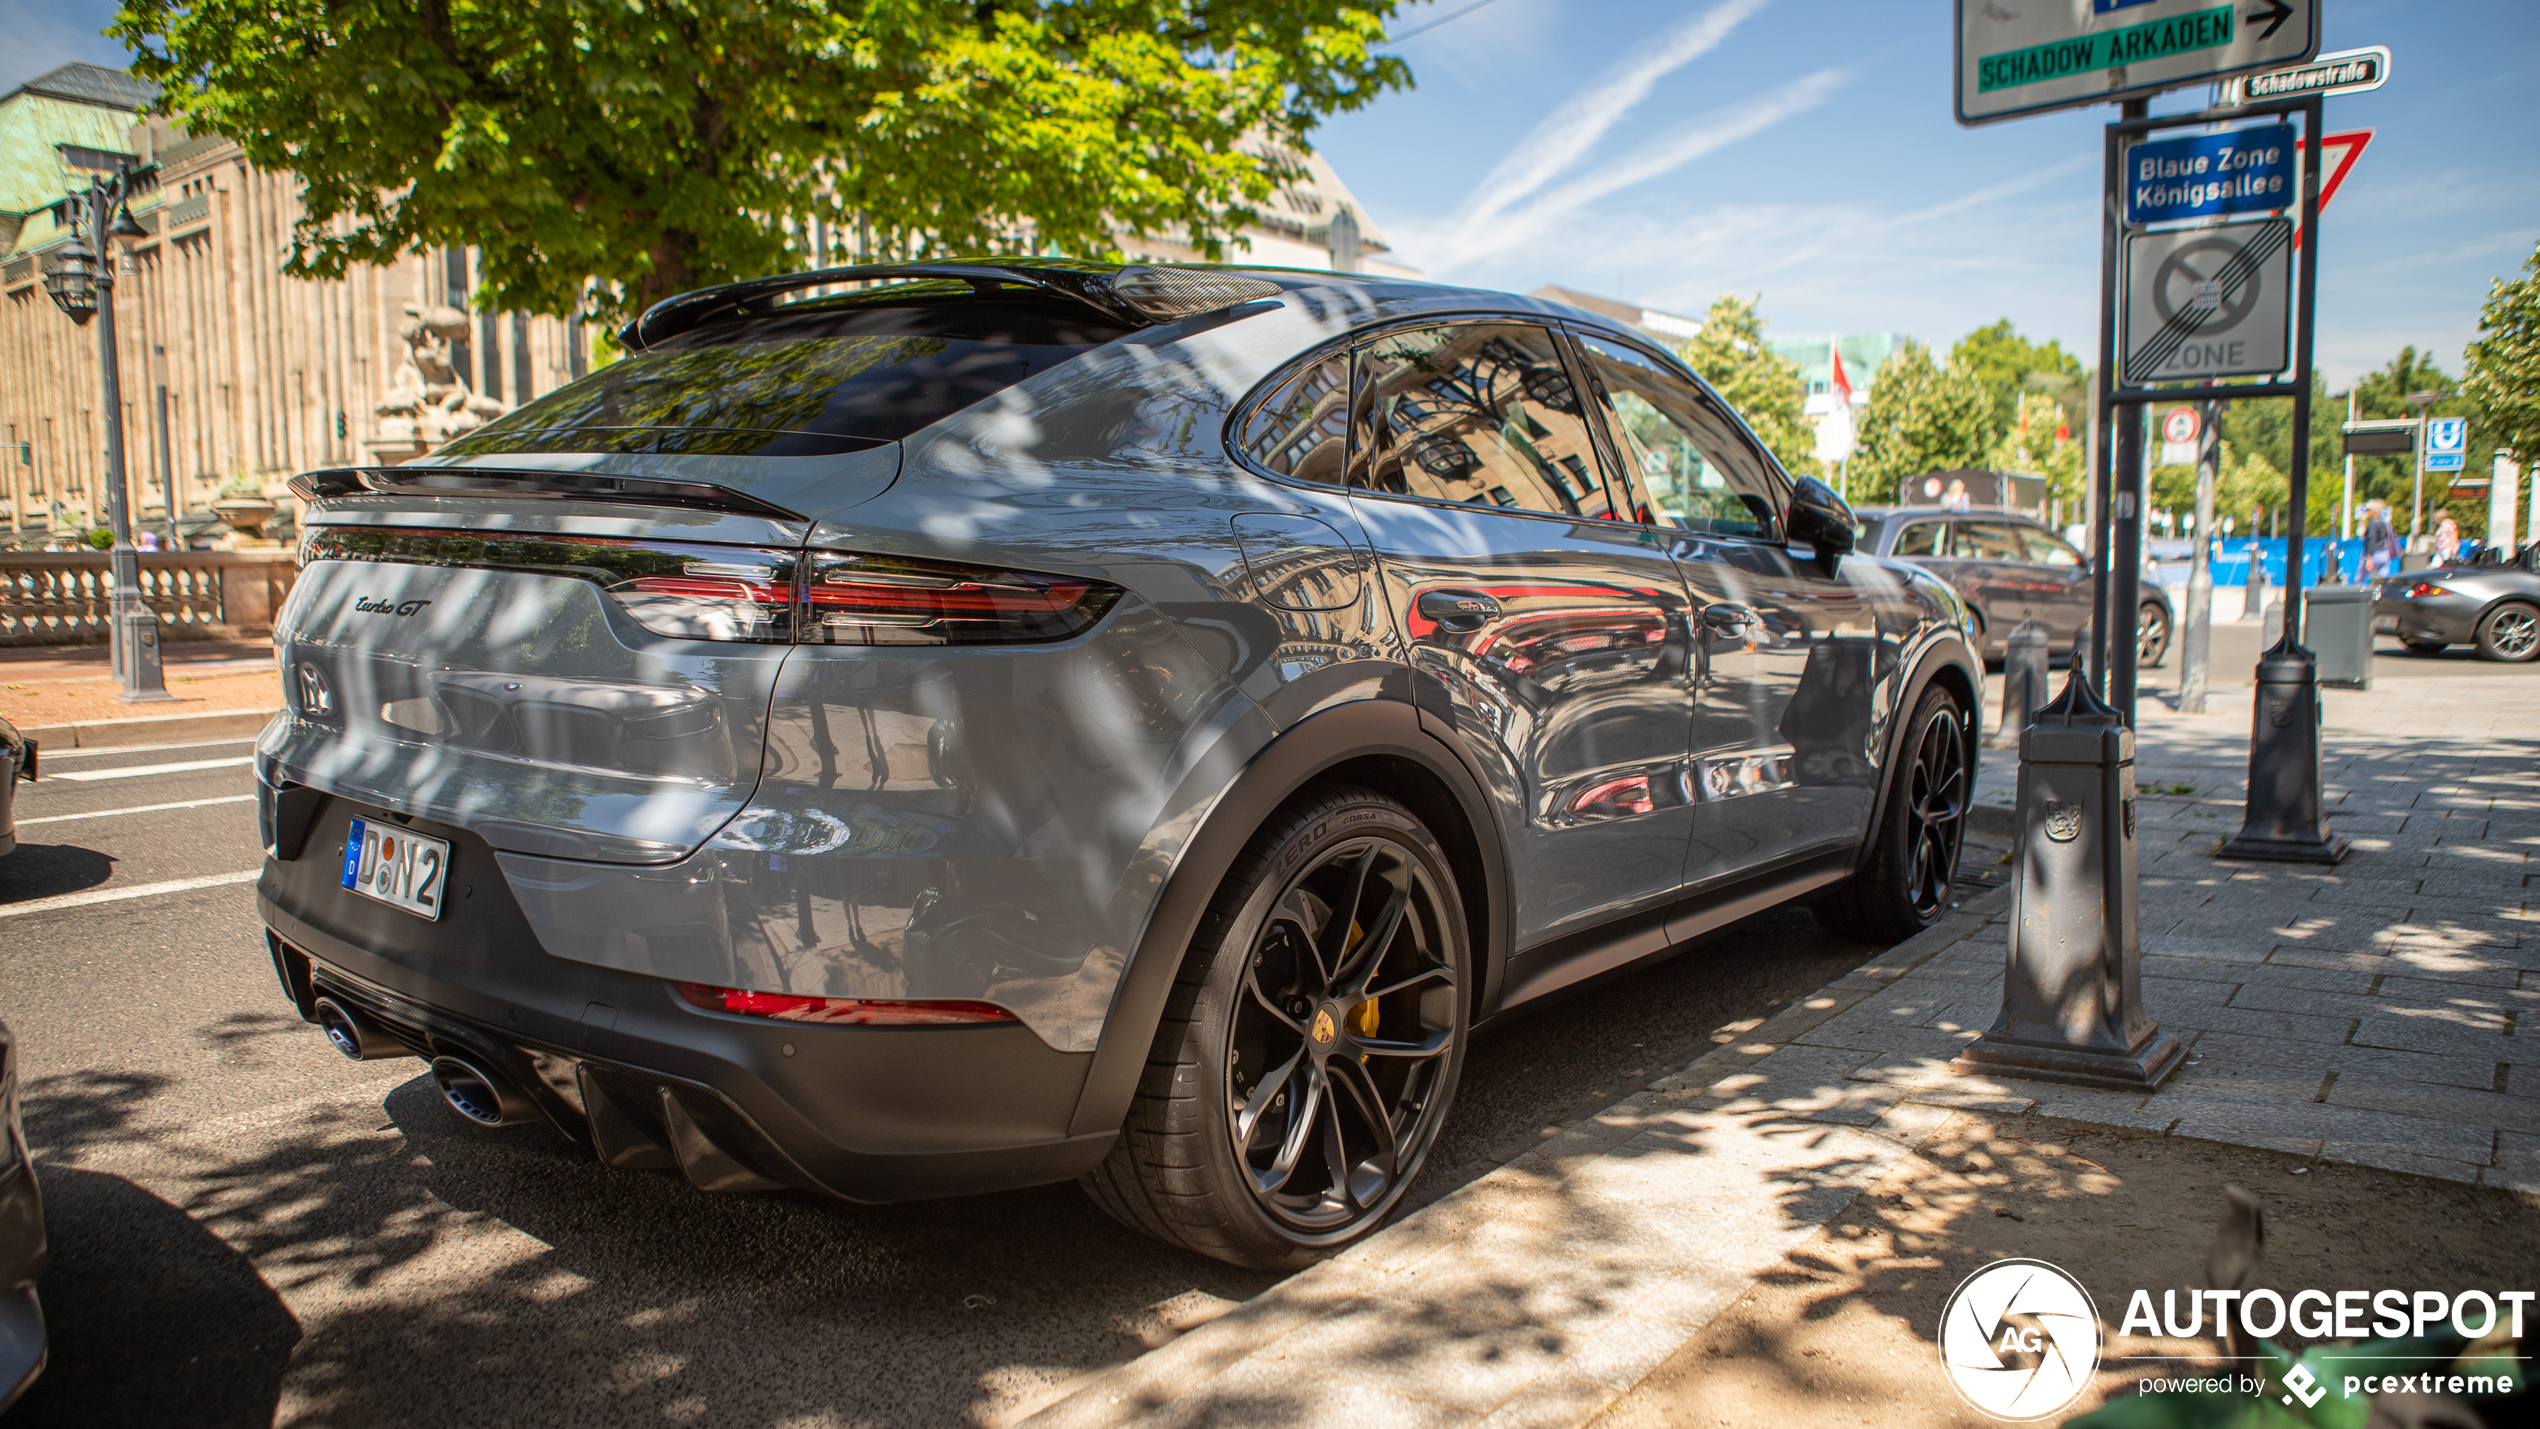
[1979,5,2235,93]
[1955,0,2316,126]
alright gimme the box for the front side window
[1891,521,1949,557]
[1572,335,1782,539]
[1352,323,1619,519]
[1232,350,1350,485]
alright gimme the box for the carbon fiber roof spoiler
[616,259,1289,352]
[287,466,809,523]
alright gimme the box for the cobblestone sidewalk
[1019,667,2540,1429]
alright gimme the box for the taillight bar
[673,982,1017,1026]
[299,525,1119,646]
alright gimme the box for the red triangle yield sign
[2292,130,2373,251]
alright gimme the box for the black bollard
[1958,645,2184,1091]
[1991,620,2050,749]
[2216,637,2348,863]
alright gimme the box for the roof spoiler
[288,467,808,523]
[617,260,1288,351]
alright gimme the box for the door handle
[1701,603,1761,633]
[1416,588,1501,631]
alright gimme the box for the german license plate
[2374,616,2399,633]
[342,817,450,920]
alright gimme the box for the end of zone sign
[1958,0,2319,125]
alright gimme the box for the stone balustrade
[0,549,296,646]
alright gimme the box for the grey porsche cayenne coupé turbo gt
[257,260,1981,1268]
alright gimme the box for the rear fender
[1068,697,1510,1138]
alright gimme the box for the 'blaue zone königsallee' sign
[2124,124,2295,225]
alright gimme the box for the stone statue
[374,303,506,446]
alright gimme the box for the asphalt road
[0,737,1997,1428]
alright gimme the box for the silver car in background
[257,260,1979,1267]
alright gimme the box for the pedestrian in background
[2361,500,2399,578]
[2433,507,2461,566]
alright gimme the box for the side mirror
[1785,476,1855,575]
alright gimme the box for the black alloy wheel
[1815,685,1971,943]
[1226,837,1458,1236]
[2137,601,2172,669]
[1082,786,1469,1269]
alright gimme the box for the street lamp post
[41,162,170,703]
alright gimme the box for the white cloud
[1424,66,1848,273]
[1444,0,1773,234]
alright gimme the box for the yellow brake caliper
[1343,920,1380,1049]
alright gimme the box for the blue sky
[7,0,2535,387]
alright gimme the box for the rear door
[1343,321,1698,965]
[1952,519,2043,633]
[2014,523,2095,643]
[1568,332,1882,886]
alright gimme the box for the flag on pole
[1815,338,1858,465]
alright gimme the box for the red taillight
[2407,582,2446,598]
[674,982,1017,1026]
[800,553,1119,646]
[300,525,1118,648]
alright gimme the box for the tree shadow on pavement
[1597,1113,2540,1429]
[8,1166,300,1429]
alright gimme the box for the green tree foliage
[110,0,1407,321]
[1991,388,2084,516]
[1849,341,1994,502]
[2466,239,2540,463]
[1672,294,1820,479]
[1949,318,2086,449]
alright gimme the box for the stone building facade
[0,63,1410,547]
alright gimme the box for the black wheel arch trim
[1852,634,1982,879]
[1067,697,1511,1140]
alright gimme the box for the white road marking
[54,756,254,782]
[16,794,258,825]
[0,869,260,919]
[38,736,260,761]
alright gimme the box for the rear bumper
[257,795,1112,1204]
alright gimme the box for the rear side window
[2020,528,2084,567]
[439,293,1133,460]
[1891,521,1949,556]
[1955,522,2029,562]
[1353,323,1620,519]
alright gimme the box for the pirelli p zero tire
[1814,684,1971,946]
[1080,785,1470,1270]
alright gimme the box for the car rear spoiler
[287,466,809,523]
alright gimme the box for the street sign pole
[2218,94,2343,864]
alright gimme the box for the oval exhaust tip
[313,996,407,1061]
[430,1055,527,1127]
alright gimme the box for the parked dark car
[1851,506,2174,667]
[0,1020,46,1412]
[0,715,33,859]
[2376,566,2540,661]
[257,259,1980,1269]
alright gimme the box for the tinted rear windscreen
[439,293,1134,459]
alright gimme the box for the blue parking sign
[2426,417,2468,472]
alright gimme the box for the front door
[1568,332,1885,887]
[1343,321,1698,967]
